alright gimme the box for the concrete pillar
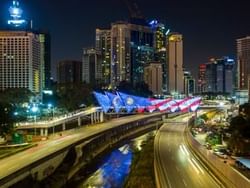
[91,113,94,124]
[94,112,97,123]
[44,128,48,136]
[40,128,43,136]
[100,111,104,122]
[78,117,81,126]
[62,123,66,131]
[96,111,99,123]
[95,112,98,123]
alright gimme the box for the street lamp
[31,105,38,135]
[48,103,54,119]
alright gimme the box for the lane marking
[192,158,205,174]
[188,158,200,174]
[182,179,187,187]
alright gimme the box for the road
[0,112,161,182]
[155,114,222,188]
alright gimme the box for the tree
[227,115,250,155]
[56,83,94,111]
[0,88,34,106]
[0,102,15,138]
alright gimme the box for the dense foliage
[0,102,15,137]
[227,103,250,155]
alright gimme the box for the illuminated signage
[7,1,27,27]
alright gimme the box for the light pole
[31,105,38,135]
[48,103,54,119]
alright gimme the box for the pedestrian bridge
[16,107,104,136]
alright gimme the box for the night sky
[0,0,250,80]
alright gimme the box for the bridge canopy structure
[93,91,202,114]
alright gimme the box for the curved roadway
[155,115,222,188]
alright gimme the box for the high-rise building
[166,33,184,94]
[36,31,51,89]
[0,31,42,93]
[144,62,162,95]
[184,71,195,96]
[197,64,206,93]
[111,21,154,87]
[205,57,235,94]
[149,20,170,94]
[82,48,102,85]
[0,1,51,94]
[110,22,130,86]
[95,29,111,85]
[57,60,82,84]
[237,36,250,90]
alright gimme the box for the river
[70,131,155,188]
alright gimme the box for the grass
[124,135,155,188]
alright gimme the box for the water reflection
[77,144,132,188]
[76,132,155,188]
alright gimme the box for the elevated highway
[0,112,164,187]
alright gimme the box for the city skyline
[0,0,250,79]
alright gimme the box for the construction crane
[122,0,144,19]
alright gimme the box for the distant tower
[205,57,235,94]
[110,21,154,87]
[0,31,42,93]
[183,71,195,96]
[95,29,111,85]
[7,1,27,28]
[149,20,170,94]
[57,60,82,84]
[82,48,102,85]
[166,33,184,94]
[144,62,162,96]
[198,64,206,93]
[237,36,250,90]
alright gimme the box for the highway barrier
[186,121,250,188]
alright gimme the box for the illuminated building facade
[149,20,169,93]
[110,22,130,86]
[183,71,195,96]
[110,21,154,87]
[205,57,235,94]
[197,64,206,93]
[82,48,102,85]
[0,31,42,93]
[36,31,51,89]
[144,62,162,95]
[166,33,184,94]
[237,36,250,90]
[57,60,82,84]
[95,29,111,85]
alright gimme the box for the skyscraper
[110,21,154,87]
[36,31,51,89]
[144,62,162,95]
[183,71,195,96]
[205,57,235,94]
[57,60,82,84]
[0,1,51,94]
[197,64,206,93]
[166,33,184,94]
[82,48,102,85]
[110,22,130,86]
[237,36,250,90]
[149,20,169,93]
[0,31,42,93]
[95,29,111,85]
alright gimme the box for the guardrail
[186,121,250,188]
